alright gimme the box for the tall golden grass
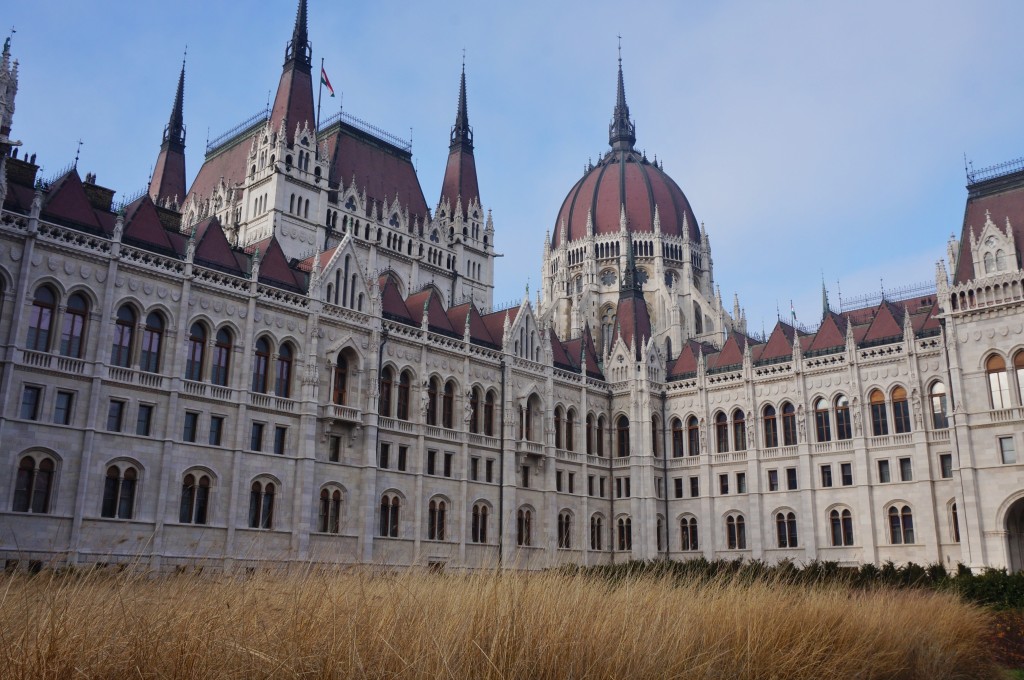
[0,565,997,679]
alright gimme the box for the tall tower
[0,37,20,209]
[270,0,315,141]
[148,57,187,207]
[437,62,495,310]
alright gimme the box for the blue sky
[7,1,1024,332]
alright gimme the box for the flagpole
[316,57,324,150]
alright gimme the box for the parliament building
[1,2,1022,573]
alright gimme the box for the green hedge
[559,558,1024,609]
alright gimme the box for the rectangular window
[655,477,663,499]
[210,415,224,446]
[443,452,453,478]
[485,458,494,483]
[97,400,123,440]
[588,475,595,496]
[689,476,699,498]
[398,446,408,471]
[624,477,631,497]
[786,467,798,490]
[736,472,747,494]
[616,477,623,498]
[183,411,199,442]
[426,450,437,475]
[840,462,853,486]
[521,465,530,488]
[939,453,953,478]
[568,473,575,494]
[273,426,287,455]
[899,457,913,482]
[1000,436,1017,464]
[20,386,41,421]
[328,435,341,462]
[878,459,891,483]
[820,464,833,488]
[719,474,729,495]
[470,456,480,481]
[674,478,684,498]
[556,470,564,492]
[379,442,391,469]
[768,469,779,492]
[53,390,74,425]
[599,476,606,498]
[250,422,265,452]
[136,404,153,436]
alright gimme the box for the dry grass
[0,565,998,679]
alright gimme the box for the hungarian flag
[321,66,335,97]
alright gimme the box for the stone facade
[0,7,1022,573]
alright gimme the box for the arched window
[680,516,698,551]
[443,380,455,429]
[469,388,480,434]
[715,412,729,453]
[984,251,995,273]
[333,354,349,405]
[252,338,271,393]
[319,488,343,533]
[597,416,606,457]
[726,514,746,549]
[950,502,961,543]
[140,312,164,373]
[275,343,293,398]
[930,382,948,429]
[397,370,411,420]
[590,515,604,550]
[558,511,573,549]
[616,415,630,457]
[763,405,778,449]
[835,395,852,440]
[651,419,661,458]
[101,464,137,519]
[379,494,400,537]
[1016,351,1024,406]
[814,398,831,442]
[517,508,533,546]
[869,389,888,436]
[732,410,746,451]
[427,499,447,540]
[987,355,1010,409]
[185,323,206,381]
[776,512,798,548]
[179,472,210,524]
[426,377,439,426]
[26,286,56,351]
[617,517,633,551]
[687,416,699,456]
[248,480,275,529]
[211,328,232,386]
[110,305,136,367]
[829,508,854,546]
[781,403,797,446]
[892,386,911,434]
[671,418,684,458]
[471,503,489,543]
[554,407,564,449]
[378,367,393,416]
[888,505,915,544]
[12,455,55,513]
[60,293,88,358]
[565,409,576,451]
[484,391,495,436]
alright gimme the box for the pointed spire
[821,279,830,320]
[148,54,188,205]
[286,0,311,69]
[164,53,186,149]
[608,43,636,151]
[450,58,473,152]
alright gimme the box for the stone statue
[852,397,862,436]
[420,381,430,418]
[463,390,474,426]
[746,411,755,449]
[797,404,806,442]
[698,417,706,454]
[911,388,924,430]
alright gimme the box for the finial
[617,34,622,64]
[73,139,83,169]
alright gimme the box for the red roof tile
[955,172,1024,284]
[380,274,413,322]
[481,306,518,346]
[42,170,105,233]
[440,148,480,220]
[446,302,496,346]
[193,217,245,274]
[758,321,796,361]
[123,196,178,254]
[255,237,304,290]
[406,287,454,334]
[862,301,905,342]
[807,313,847,352]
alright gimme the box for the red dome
[552,148,700,247]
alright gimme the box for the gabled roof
[711,333,748,369]
[757,321,796,361]
[481,306,519,345]
[41,169,106,234]
[954,168,1024,284]
[251,237,305,291]
[862,300,905,343]
[446,302,497,347]
[549,328,575,371]
[193,217,245,275]
[123,195,181,255]
[379,274,413,322]
[406,287,455,335]
[560,324,604,379]
[807,312,847,352]
[668,340,704,377]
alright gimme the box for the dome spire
[450,54,473,152]
[609,37,636,151]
